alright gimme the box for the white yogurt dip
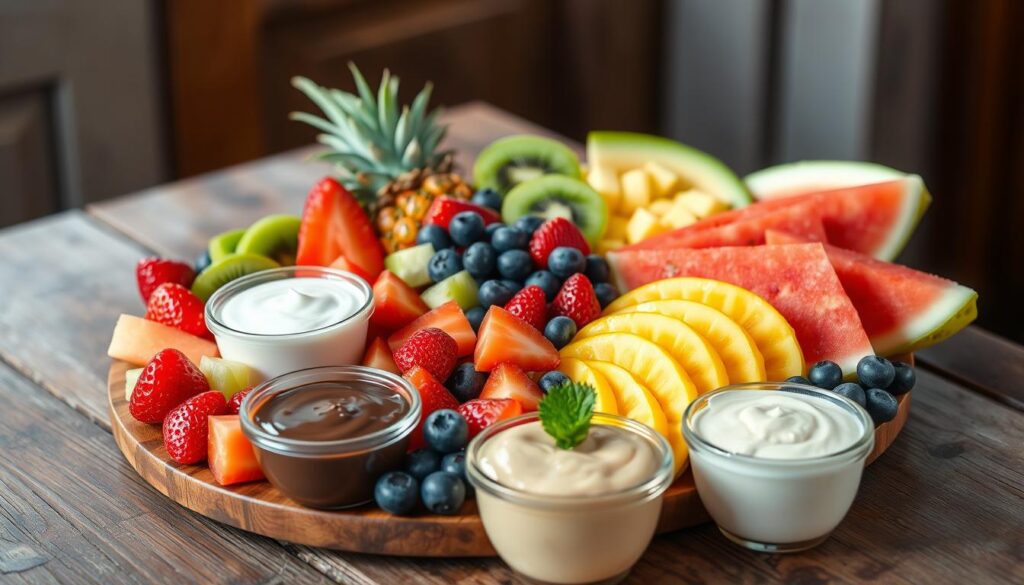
[219,278,364,335]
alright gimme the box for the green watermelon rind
[873,285,978,357]
[745,160,906,200]
[587,131,752,209]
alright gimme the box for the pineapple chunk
[124,367,143,402]
[661,198,698,229]
[620,169,652,215]
[596,239,625,255]
[587,166,622,212]
[626,208,668,244]
[675,189,727,218]
[648,199,673,216]
[643,162,679,197]
[605,215,629,241]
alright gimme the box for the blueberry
[544,316,577,349]
[786,376,813,386]
[446,363,487,402]
[373,471,419,515]
[491,226,529,252]
[420,471,466,515]
[539,371,571,393]
[832,382,866,407]
[471,188,503,211]
[484,222,505,240]
[547,247,586,279]
[441,452,473,496]
[593,282,619,308]
[808,360,843,389]
[417,224,452,250]
[427,248,463,283]
[497,250,533,281]
[887,362,916,395]
[194,249,212,274]
[525,270,561,301]
[463,242,497,278]
[514,215,545,235]
[405,448,442,480]
[864,388,898,425]
[499,279,523,293]
[478,280,515,307]
[857,356,895,389]
[584,255,610,283]
[449,211,485,246]
[465,306,486,333]
[423,409,469,454]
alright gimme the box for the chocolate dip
[253,383,408,441]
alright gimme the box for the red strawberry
[136,258,195,303]
[130,349,211,424]
[528,218,590,269]
[551,273,601,328]
[226,387,253,415]
[474,306,560,372]
[480,363,544,411]
[458,398,523,439]
[361,337,400,374]
[393,327,458,382]
[145,283,212,340]
[328,253,372,283]
[404,366,460,449]
[162,390,227,464]
[371,271,429,330]
[388,301,476,356]
[504,285,547,330]
[421,196,501,230]
[296,177,385,279]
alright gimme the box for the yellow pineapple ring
[585,360,668,438]
[557,358,619,415]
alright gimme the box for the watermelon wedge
[745,160,906,200]
[765,230,978,356]
[626,176,930,261]
[607,243,874,375]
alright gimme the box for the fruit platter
[105,66,976,577]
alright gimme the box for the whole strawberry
[163,390,227,464]
[552,273,602,328]
[528,218,590,269]
[136,257,195,303]
[504,285,547,330]
[145,283,213,340]
[130,348,211,424]
[393,327,458,382]
[457,398,522,439]
[226,387,254,415]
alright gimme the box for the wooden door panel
[0,89,59,227]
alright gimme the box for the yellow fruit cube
[620,169,652,215]
[643,162,679,197]
[596,239,625,255]
[587,166,621,212]
[648,199,673,216]
[661,197,698,229]
[626,208,668,244]
[675,189,727,218]
[605,215,629,240]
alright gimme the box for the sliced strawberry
[362,337,400,374]
[393,328,458,382]
[162,390,227,465]
[474,306,560,372]
[136,258,195,303]
[551,273,601,328]
[422,196,501,230]
[504,285,547,330]
[480,363,544,411]
[296,177,384,279]
[226,387,253,415]
[403,366,461,450]
[208,415,265,486]
[328,253,373,283]
[371,271,429,330]
[130,348,211,424]
[388,301,476,356]
[145,282,212,340]
[458,398,523,439]
[528,218,590,269]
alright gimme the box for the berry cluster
[789,356,916,426]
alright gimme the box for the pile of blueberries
[788,355,916,426]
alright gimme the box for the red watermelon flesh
[765,230,978,356]
[607,243,874,375]
[627,176,929,261]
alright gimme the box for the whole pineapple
[291,65,473,253]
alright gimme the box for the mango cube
[596,239,625,255]
[648,199,673,216]
[587,165,622,212]
[626,208,668,244]
[605,215,629,241]
[661,198,698,229]
[620,169,652,215]
[643,162,679,197]
[676,189,727,218]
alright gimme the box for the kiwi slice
[473,135,581,194]
[235,215,301,265]
[501,175,608,244]
[208,228,246,262]
[191,253,280,301]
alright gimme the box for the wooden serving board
[107,359,911,557]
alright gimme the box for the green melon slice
[745,160,906,200]
[586,132,751,209]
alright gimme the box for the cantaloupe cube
[605,215,629,241]
[648,199,673,216]
[643,162,679,197]
[124,367,143,401]
[108,314,219,367]
[620,169,652,215]
[661,197,699,229]
[596,239,625,255]
[626,208,668,244]
[676,189,727,218]
[208,415,265,486]
[587,166,622,212]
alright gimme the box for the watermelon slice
[765,230,978,356]
[607,243,874,375]
[745,160,906,200]
[626,176,930,261]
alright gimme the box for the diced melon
[648,199,673,216]
[421,270,479,310]
[644,161,680,197]
[200,356,256,399]
[626,208,668,244]
[108,315,219,367]
[587,166,622,212]
[661,197,699,229]
[620,169,652,215]
[605,215,629,241]
[676,189,727,218]
[124,367,143,402]
[208,415,265,486]
[597,239,626,255]
[384,243,435,288]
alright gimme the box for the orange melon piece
[108,314,219,366]
[208,415,265,486]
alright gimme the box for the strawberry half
[226,387,253,415]
[130,348,211,424]
[474,306,560,372]
[361,337,400,374]
[404,366,460,450]
[163,390,227,464]
[552,273,601,328]
[528,218,590,269]
[296,177,384,279]
[388,301,477,356]
[145,283,212,340]
[458,398,523,439]
[504,285,547,330]
[422,196,501,230]
[136,258,195,303]
[328,253,373,283]
[393,327,458,382]
[371,271,429,330]
[480,363,544,411]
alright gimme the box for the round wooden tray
[107,359,911,557]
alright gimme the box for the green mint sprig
[538,381,597,450]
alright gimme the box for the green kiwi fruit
[473,135,581,194]
[235,215,301,265]
[208,228,246,262]
[191,253,280,301]
[501,175,607,244]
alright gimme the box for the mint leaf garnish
[538,381,597,450]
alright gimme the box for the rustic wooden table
[0,103,1021,585]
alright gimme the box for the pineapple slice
[661,197,698,229]
[676,189,727,218]
[619,168,652,215]
[605,215,629,241]
[587,166,622,212]
[626,208,668,244]
[644,162,680,197]
[596,239,625,255]
[557,358,618,415]
[586,360,667,437]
